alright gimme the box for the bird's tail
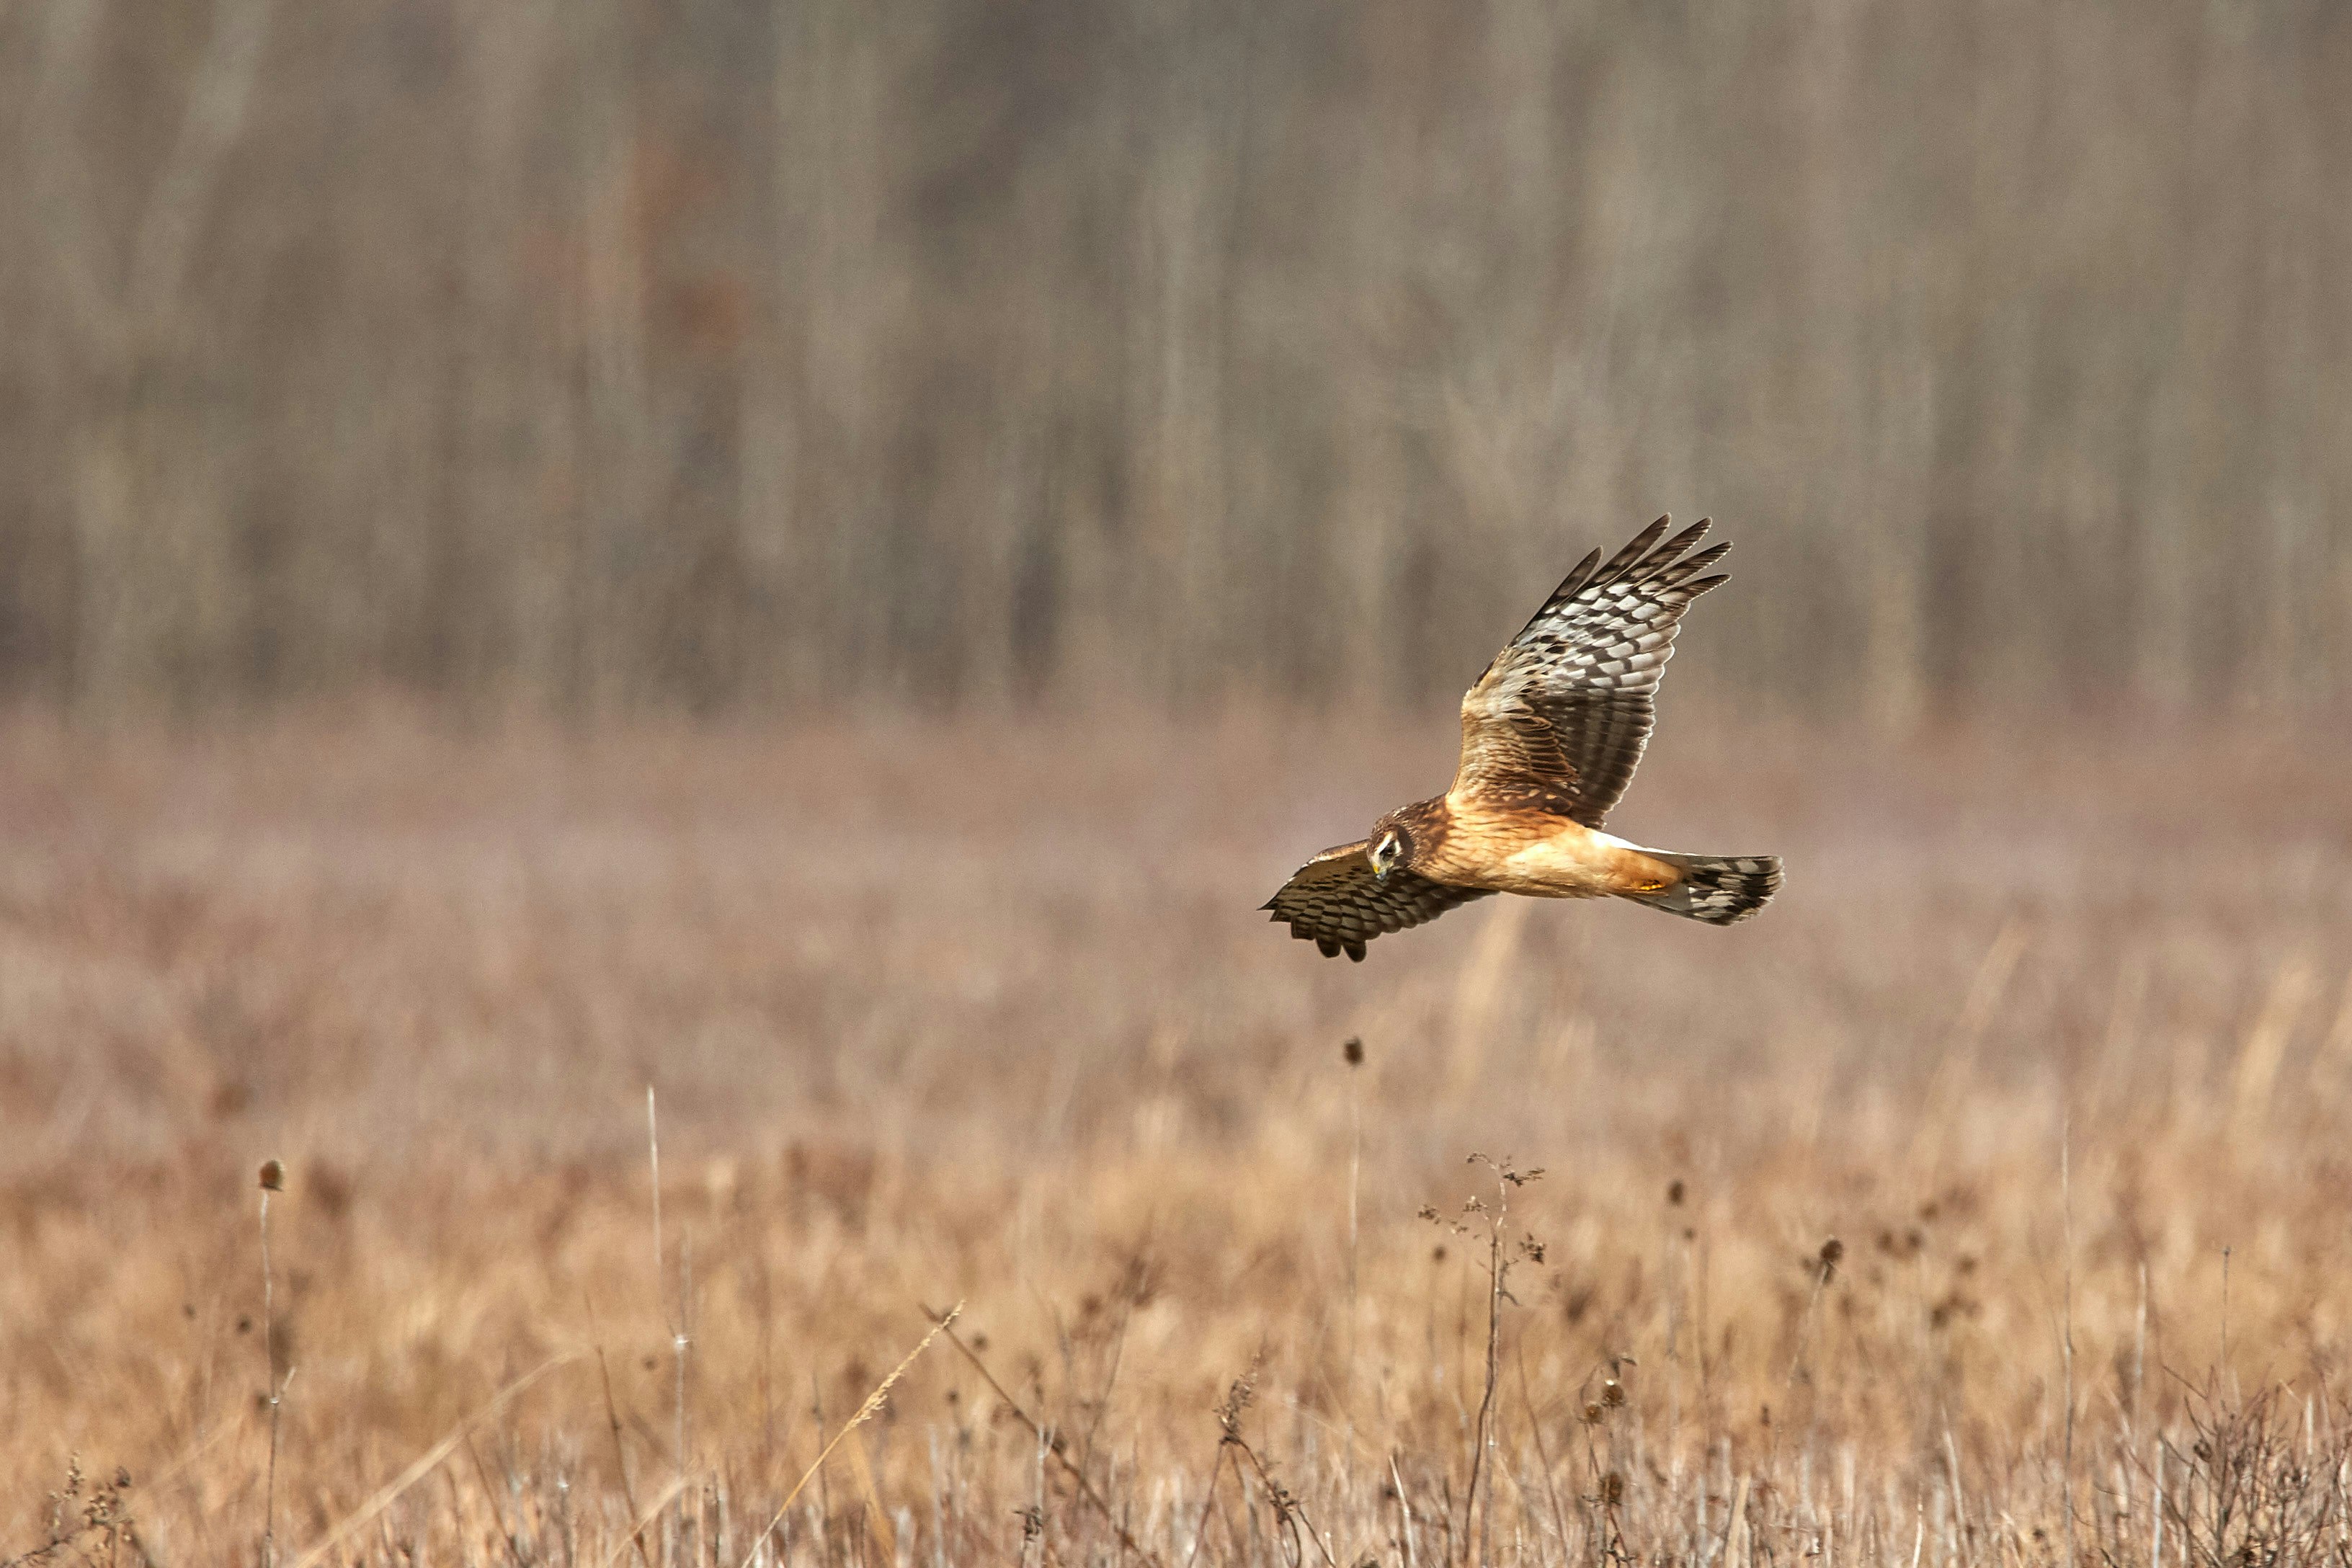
[1615,851,1782,926]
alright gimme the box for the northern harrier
[1264,516,1781,961]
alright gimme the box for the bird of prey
[1263,516,1780,961]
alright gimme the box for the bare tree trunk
[27,0,273,716]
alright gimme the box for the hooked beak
[1372,852,1392,882]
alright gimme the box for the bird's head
[1369,824,1411,881]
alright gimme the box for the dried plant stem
[2061,1116,2077,1568]
[2134,1261,2150,1427]
[646,1085,689,1482]
[602,1471,698,1568]
[737,1304,963,1568]
[1473,1219,1502,1564]
[1466,1171,1507,1567]
[593,1340,656,1568]
[1343,1038,1364,1487]
[1784,1265,1828,1396]
[2220,1244,2233,1378]
[286,1353,581,1568]
[646,1085,663,1310]
[679,1229,694,1474]
[1180,1447,1224,1568]
[1390,1454,1421,1568]
[259,1180,283,1568]
[1223,1427,1336,1568]
[1513,1342,1572,1554]
[461,1430,529,1568]
[923,1304,1162,1567]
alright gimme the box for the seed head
[1342,1036,1364,1067]
[1600,1471,1626,1506]
[1817,1237,1845,1281]
[258,1159,285,1193]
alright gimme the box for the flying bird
[1263,516,1781,961]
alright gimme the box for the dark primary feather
[1261,840,1493,961]
[1453,515,1729,827]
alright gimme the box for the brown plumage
[1262,516,1782,961]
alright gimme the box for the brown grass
[4,708,2351,1566]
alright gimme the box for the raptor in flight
[1263,516,1781,961]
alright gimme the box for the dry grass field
[4,709,2351,1567]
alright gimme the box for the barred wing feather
[1453,516,1729,827]
[1260,841,1493,962]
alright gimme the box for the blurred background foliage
[3,0,2347,720]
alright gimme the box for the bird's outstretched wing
[1453,516,1729,828]
[1261,841,1493,961]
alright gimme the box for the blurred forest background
[4,0,2348,722]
